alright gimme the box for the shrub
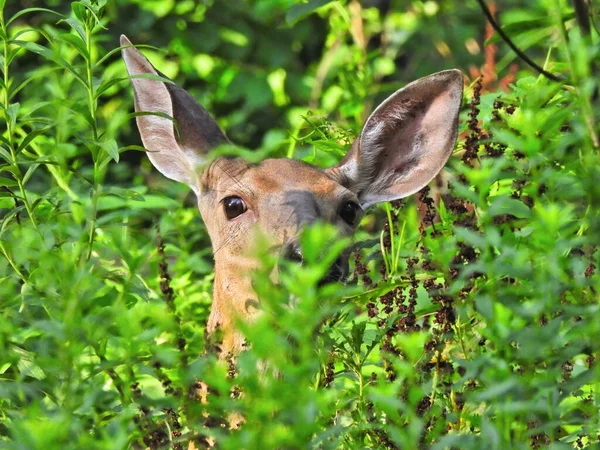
[0,1,598,449]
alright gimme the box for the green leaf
[0,205,26,231]
[6,103,20,131]
[22,163,39,185]
[12,40,54,60]
[58,33,89,60]
[11,27,41,41]
[118,145,148,153]
[129,73,175,84]
[0,146,12,163]
[13,40,87,88]
[311,139,346,156]
[16,353,46,380]
[350,321,366,354]
[0,176,17,187]
[475,379,519,402]
[18,157,57,167]
[0,362,10,374]
[438,197,449,224]
[488,196,532,219]
[128,111,175,123]
[11,68,61,99]
[0,165,21,179]
[17,128,50,155]
[286,0,334,24]
[395,331,427,363]
[486,13,574,45]
[95,43,162,68]
[99,139,119,163]
[95,76,128,99]
[97,193,180,211]
[102,187,145,202]
[77,1,107,30]
[58,17,86,41]
[30,197,45,213]
[7,7,63,26]
[71,2,87,22]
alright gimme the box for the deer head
[120,35,463,356]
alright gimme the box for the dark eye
[222,196,247,220]
[339,201,361,226]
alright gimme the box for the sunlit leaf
[0,176,17,187]
[488,196,531,219]
[58,33,89,60]
[286,0,334,24]
[99,139,119,162]
[7,7,63,26]
[102,186,145,202]
[58,17,86,41]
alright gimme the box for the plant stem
[84,15,100,259]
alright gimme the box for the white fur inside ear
[122,38,201,193]
[335,69,463,207]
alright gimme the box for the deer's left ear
[120,35,228,196]
[327,69,463,208]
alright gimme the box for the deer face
[121,35,463,352]
[197,157,360,279]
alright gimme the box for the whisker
[212,226,239,256]
[215,159,254,199]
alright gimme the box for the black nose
[318,255,349,286]
[284,242,303,264]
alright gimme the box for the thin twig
[475,0,565,82]
[572,0,591,37]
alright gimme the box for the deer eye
[339,201,361,226]
[222,196,247,220]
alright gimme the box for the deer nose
[284,242,303,264]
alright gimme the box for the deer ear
[328,70,463,208]
[120,35,228,195]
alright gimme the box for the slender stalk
[84,15,102,259]
[286,121,302,159]
[85,24,98,142]
[384,203,396,276]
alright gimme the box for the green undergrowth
[0,0,599,449]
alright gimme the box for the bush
[0,1,598,449]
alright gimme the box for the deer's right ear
[327,70,463,208]
[120,35,228,195]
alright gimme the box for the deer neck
[206,258,260,356]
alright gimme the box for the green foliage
[1,0,599,449]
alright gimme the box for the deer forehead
[205,158,350,203]
[249,159,348,198]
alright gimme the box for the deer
[120,35,463,360]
